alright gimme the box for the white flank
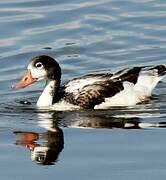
[95,82,141,109]
[95,69,165,109]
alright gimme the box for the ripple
[1,1,166,179]
[0,0,166,125]
[23,20,82,35]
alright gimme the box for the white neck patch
[37,80,55,107]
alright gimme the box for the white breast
[37,80,55,107]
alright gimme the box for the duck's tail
[149,64,166,77]
[135,64,166,97]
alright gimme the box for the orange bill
[14,70,37,89]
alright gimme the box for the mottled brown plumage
[65,80,124,108]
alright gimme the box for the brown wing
[64,80,124,108]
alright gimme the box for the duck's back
[63,65,166,109]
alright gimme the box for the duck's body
[14,55,166,110]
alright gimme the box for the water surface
[0,0,166,179]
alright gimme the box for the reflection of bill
[14,112,64,165]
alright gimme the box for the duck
[14,55,166,110]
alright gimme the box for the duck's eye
[35,62,43,69]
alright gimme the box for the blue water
[0,0,166,179]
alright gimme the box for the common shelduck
[14,55,166,110]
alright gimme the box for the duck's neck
[37,80,60,107]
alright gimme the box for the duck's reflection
[14,108,166,166]
[14,113,64,165]
[61,113,140,129]
[58,110,166,129]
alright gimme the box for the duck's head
[14,55,61,89]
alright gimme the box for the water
[0,0,166,179]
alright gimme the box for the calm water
[0,0,166,179]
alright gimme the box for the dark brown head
[14,55,61,89]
